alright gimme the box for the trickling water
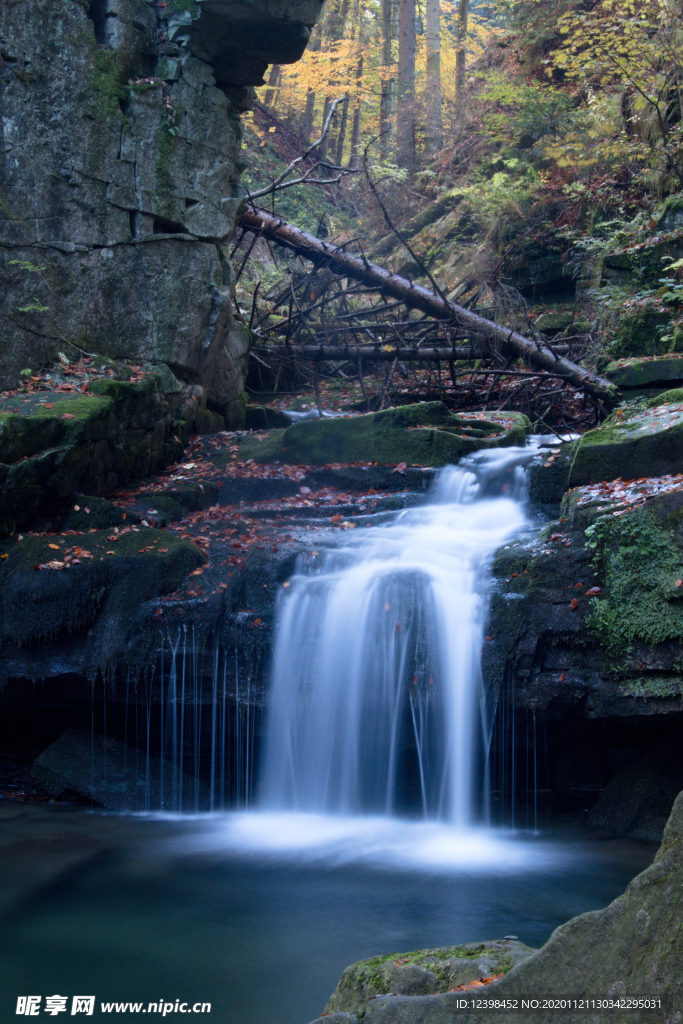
[262,445,537,826]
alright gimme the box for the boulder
[346,792,683,1024]
[605,354,683,390]
[569,389,683,485]
[237,403,529,466]
[320,940,537,1017]
[0,374,183,533]
[32,727,209,811]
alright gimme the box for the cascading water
[261,446,536,827]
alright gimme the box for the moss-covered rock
[321,940,537,1017]
[0,527,205,679]
[608,304,674,358]
[238,403,529,467]
[483,478,683,727]
[569,390,683,485]
[534,312,592,336]
[604,353,683,389]
[0,374,181,533]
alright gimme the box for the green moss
[569,395,683,485]
[584,511,683,654]
[236,404,528,467]
[91,50,127,128]
[619,677,683,699]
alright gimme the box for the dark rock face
[32,726,209,810]
[0,0,322,422]
[346,792,683,1024]
[588,741,683,841]
[0,525,205,682]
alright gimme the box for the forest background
[236,0,683,424]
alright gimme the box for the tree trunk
[239,206,618,407]
[379,0,395,162]
[425,0,442,153]
[303,89,316,143]
[263,64,281,108]
[335,95,350,165]
[455,0,469,113]
[397,0,416,170]
[319,96,332,162]
[350,54,363,169]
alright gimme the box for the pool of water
[0,804,656,1024]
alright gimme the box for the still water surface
[0,805,655,1024]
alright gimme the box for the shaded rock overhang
[187,0,324,88]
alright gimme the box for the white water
[261,446,536,827]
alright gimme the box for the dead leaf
[570,597,579,610]
[585,586,601,596]
[62,413,75,420]
[190,568,204,576]
[48,543,60,550]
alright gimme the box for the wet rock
[300,466,437,493]
[60,495,140,532]
[322,940,537,1016]
[31,727,209,811]
[527,441,577,506]
[0,527,205,682]
[238,403,529,467]
[569,389,683,485]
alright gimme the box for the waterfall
[261,447,534,826]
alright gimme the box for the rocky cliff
[0,0,323,425]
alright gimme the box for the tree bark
[379,0,395,162]
[335,95,350,165]
[455,0,469,113]
[254,345,516,361]
[425,0,442,153]
[263,65,281,108]
[318,96,332,162]
[240,206,618,407]
[397,0,416,170]
[350,54,363,169]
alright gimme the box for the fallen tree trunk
[240,206,617,408]
[253,343,571,361]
